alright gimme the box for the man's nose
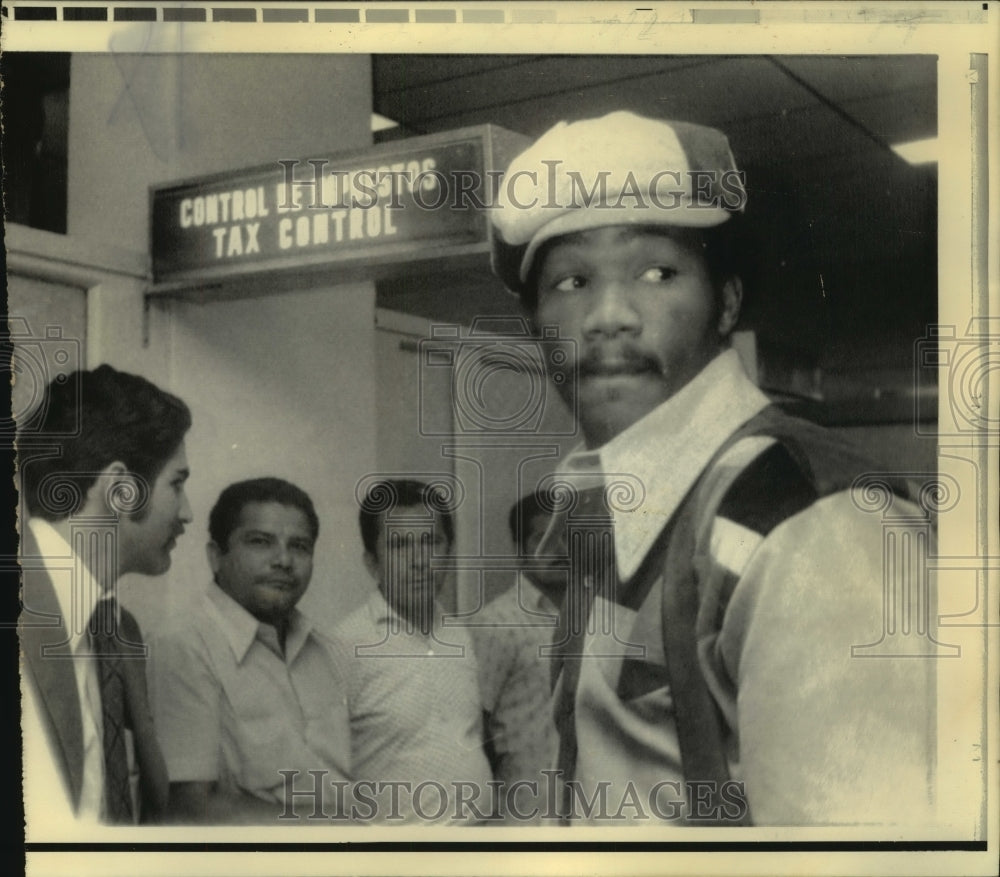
[581,280,641,338]
[409,539,432,563]
[178,491,194,524]
[404,537,434,566]
[272,543,293,568]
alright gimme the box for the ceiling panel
[376,55,934,144]
[777,55,936,104]
[374,55,541,91]
[840,86,937,142]
[375,56,723,132]
[377,55,825,136]
[374,54,699,105]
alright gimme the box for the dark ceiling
[372,54,937,382]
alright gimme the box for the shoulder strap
[658,403,900,824]
[725,405,910,500]
[658,431,776,825]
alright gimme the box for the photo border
[4,2,997,876]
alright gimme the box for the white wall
[68,53,373,252]
[62,53,377,635]
[158,283,377,631]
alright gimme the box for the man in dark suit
[19,364,193,825]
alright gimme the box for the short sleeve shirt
[151,586,351,806]
[326,592,493,824]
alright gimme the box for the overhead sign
[150,125,529,286]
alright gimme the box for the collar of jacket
[555,348,771,583]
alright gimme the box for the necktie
[550,484,617,818]
[88,598,133,824]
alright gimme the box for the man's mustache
[574,347,664,379]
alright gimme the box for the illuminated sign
[150,125,529,286]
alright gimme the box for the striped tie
[88,598,133,824]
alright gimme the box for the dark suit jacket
[19,523,168,821]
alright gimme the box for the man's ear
[207,541,224,579]
[363,550,379,581]
[92,461,143,517]
[717,276,743,338]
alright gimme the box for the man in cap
[490,111,936,826]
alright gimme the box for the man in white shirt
[327,478,492,824]
[489,111,936,826]
[152,477,351,824]
[19,364,193,826]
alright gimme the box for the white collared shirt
[326,590,492,823]
[550,349,771,582]
[152,585,351,804]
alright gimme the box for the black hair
[21,364,192,521]
[701,215,753,304]
[209,477,319,551]
[358,478,455,557]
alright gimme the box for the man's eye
[639,266,677,283]
[551,275,587,292]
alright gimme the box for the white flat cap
[490,111,746,293]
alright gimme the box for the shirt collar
[365,589,394,625]
[205,584,313,663]
[515,572,558,613]
[556,349,771,582]
[364,588,443,635]
[27,517,107,656]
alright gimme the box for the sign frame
[147,122,530,297]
